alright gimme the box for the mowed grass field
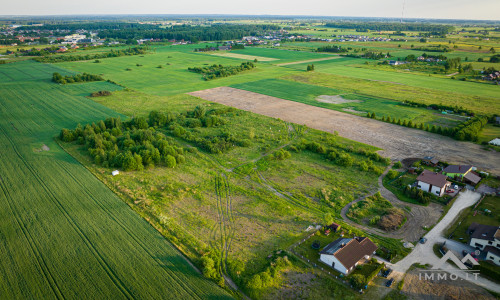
[231,78,462,127]
[0,60,232,299]
[58,48,300,96]
[281,58,500,98]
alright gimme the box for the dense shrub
[52,72,104,84]
[188,62,255,80]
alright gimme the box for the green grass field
[231,78,461,126]
[0,60,232,299]
[58,49,299,96]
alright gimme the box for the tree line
[52,72,103,84]
[96,24,280,43]
[188,62,255,80]
[325,22,454,34]
[368,112,488,142]
[316,45,348,53]
[34,46,147,63]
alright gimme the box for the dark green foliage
[90,90,112,97]
[326,22,453,34]
[35,47,147,63]
[188,62,255,80]
[60,116,185,171]
[316,45,348,53]
[52,72,104,84]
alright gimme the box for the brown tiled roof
[417,170,449,188]
[443,165,472,174]
[323,237,377,270]
[468,222,500,241]
[464,172,481,185]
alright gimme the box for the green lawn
[0,60,232,299]
[447,196,500,242]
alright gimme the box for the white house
[416,170,451,197]
[319,237,378,275]
[468,223,500,265]
[489,138,500,146]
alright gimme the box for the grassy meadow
[0,60,232,299]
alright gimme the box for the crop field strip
[0,61,232,299]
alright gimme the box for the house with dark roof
[442,165,473,181]
[468,223,500,266]
[422,156,439,166]
[319,237,377,274]
[416,170,451,197]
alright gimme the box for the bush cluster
[52,72,103,84]
[60,116,185,171]
[188,62,255,80]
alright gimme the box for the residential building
[320,237,377,274]
[416,170,451,197]
[442,165,473,180]
[468,223,500,265]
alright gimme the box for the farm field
[58,48,300,96]
[287,72,500,115]
[231,78,462,126]
[282,60,500,98]
[0,60,232,299]
[231,47,336,63]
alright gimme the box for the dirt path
[340,166,442,242]
[188,87,500,174]
[275,56,340,66]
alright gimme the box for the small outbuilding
[112,170,120,176]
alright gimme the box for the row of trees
[52,72,103,84]
[325,22,454,34]
[96,24,280,43]
[35,47,147,63]
[188,62,255,80]
[368,112,488,142]
[316,45,348,53]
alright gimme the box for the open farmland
[231,78,462,127]
[57,48,300,96]
[282,58,500,98]
[0,61,232,299]
[189,87,500,173]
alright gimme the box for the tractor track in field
[0,164,64,300]
[54,158,204,300]
[0,125,135,300]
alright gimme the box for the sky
[2,0,499,20]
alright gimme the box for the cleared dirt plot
[402,268,495,300]
[315,94,362,104]
[189,87,500,173]
[208,51,278,61]
[0,61,231,299]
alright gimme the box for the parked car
[420,238,427,244]
[386,278,394,287]
[382,268,393,278]
[446,189,454,193]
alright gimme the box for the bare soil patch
[188,87,500,173]
[342,107,367,114]
[402,268,496,300]
[316,94,362,104]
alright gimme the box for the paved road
[385,190,500,294]
[340,166,442,242]
[189,87,500,174]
